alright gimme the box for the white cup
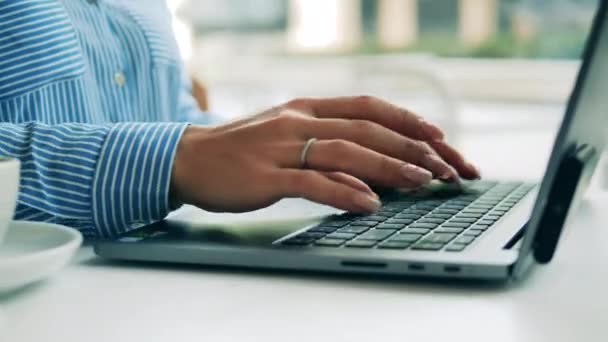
[0,158,20,246]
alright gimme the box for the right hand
[171,96,480,214]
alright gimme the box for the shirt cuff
[92,122,188,238]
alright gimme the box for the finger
[301,118,458,180]
[278,169,381,213]
[322,172,378,198]
[287,96,444,141]
[305,139,433,188]
[428,140,480,180]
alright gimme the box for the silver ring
[299,138,317,169]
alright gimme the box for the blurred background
[167,0,600,181]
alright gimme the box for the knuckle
[405,140,431,162]
[284,97,311,110]
[325,139,355,154]
[353,95,378,107]
[270,110,305,130]
[377,155,395,174]
[350,119,376,136]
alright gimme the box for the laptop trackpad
[155,199,342,246]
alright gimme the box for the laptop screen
[514,0,608,274]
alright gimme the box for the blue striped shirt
[0,0,209,238]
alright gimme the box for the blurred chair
[191,77,209,111]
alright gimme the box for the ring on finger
[300,138,317,169]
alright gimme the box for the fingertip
[467,162,482,179]
[353,193,382,213]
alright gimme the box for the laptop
[95,1,608,281]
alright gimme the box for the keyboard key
[442,222,471,228]
[402,228,432,235]
[381,207,404,213]
[322,221,351,228]
[443,205,466,210]
[358,229,397,241]
[326,232,357,240]
[435,227,465,234]
[450,218,478,223]
[346,240,377,248]
[470,224,490,231]
[297,232,326,239]
[374,212,395,218]
[376,223,405,230]
[394,213,421,220]
[282,238,314,246]
[410,223,438,229]
[412,242,444,251]
[309,226,339,233]
[491,210,507,216]
[378,241,412,249]
[464,230,483,236]
[418,218,445,224]
[456,213,483,218]
[386,218,414,225]
[477,220,495,226]
[435,209,459,214]
[455,199,475,204]
[353,220,379,227]
[462,209,489,214]
[485,215,501,221]
[406,209,431,215]
[421,233,458,244]
[454,236,476,245]
[390,233,423,243]
[426,213,452,219]
[339,226,370,234]
[359,216,387,222]
[315,238,345,247]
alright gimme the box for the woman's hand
[171,96,480,214]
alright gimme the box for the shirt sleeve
[1,121,188,238]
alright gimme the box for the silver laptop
[95,2,608,281]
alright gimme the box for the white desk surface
[2,107,608,342]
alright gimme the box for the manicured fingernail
[467,162,482,178]
[401,164,433,184]
[425,154,452,179]
[354,193,382,213]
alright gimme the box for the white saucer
[0,221,82,293]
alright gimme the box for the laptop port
[341,261,387,268]
[444,265,462,273]
[408,263,425,271]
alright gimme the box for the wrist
[169,125,210,207]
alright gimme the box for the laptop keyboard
[278,181,535,252]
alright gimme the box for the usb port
[408,263,425,271]
[444,265,462,273]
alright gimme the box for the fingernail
[467,162,482,179]
[353,193,382,213]
[401,164,433,184]
[425,154,452,180]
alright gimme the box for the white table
[2,104,608,342]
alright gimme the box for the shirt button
[114,71,126,87]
